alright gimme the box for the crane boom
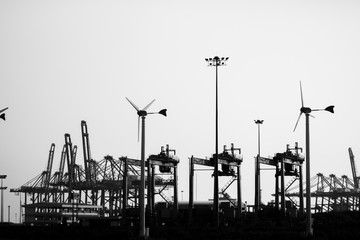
[44,143,55,188]
[348,147,359,189]
[81,120,91,182]
[65,133,75,187]
[59,144,66,183]
[81,120,97,182]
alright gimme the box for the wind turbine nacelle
[137,110,147,117]
[300,107,312,114]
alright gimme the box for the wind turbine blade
[0,107,8,114]
[137,117,140,142]
[293,113,303,132]
[126,97,140,111]
[143,99,156,111]
[300,81,304,108]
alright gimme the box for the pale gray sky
[1,0,360,222]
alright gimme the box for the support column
[151,165,156,216]
[173,165,178,215]
[189,156,194,222]
[122,157,128,216]
[236,165,242,218]
[275,164,279,210]
[147,158,152,222]
[281,158,286,215]
[299,164,304,215]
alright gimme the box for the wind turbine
[125,97,166,239]
[0,107,8,121]
[293,81,334,237]
[293,82,334,132]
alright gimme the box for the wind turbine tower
[126,97,167,239]
[293,81,334,237]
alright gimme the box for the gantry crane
[189,143,243,220]
[10,143,59,203]
[260,143,304,215]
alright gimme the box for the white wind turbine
[126,97,166,238]
[293,81,334,237]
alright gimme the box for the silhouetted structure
[205,56,229,227]
[0,175,7,222]
[258,143,304,215]
[126,97,167,239]
[189,143,242,222]
[10,121,179,228]
[254,119,263,212]
[293,81,334,237]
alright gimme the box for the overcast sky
[1,0,360,222]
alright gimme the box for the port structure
[285,148,360,213]
[189,143,243,222]
[286,173,360,213]
[258,143,304,216]
[120,144,179,226]
[10,121,179,226]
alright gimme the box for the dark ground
[0,211,359,240]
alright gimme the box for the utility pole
[254,120,263,212]
[0,175,7,223]
[205,56,229,227]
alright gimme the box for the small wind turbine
[0,107,8,121]
[293,81,334,237]
[126,98,167,141]
[293,82,334,132]
[125,97,167,239]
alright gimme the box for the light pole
[205,56,229,227]
[0,175,7,223]
[293,82,334,237]
[126,98,167,239]
[254,120,263,212]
